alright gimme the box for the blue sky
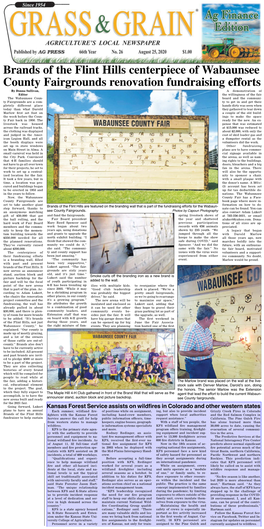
[47,90,218,150]
[202,4,260,46]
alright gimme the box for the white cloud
[72,91,87,101]
[203,20,216,29]
[48,135,54,144]
[204,4,220,9]
[90,103,107,114]
[79,110,90,114]
[49,102,64,113]
[209,131,218,150]
[73,90,99,102]
[236,17,260,29]
[85,91,99,102]
[47,126,51,131]
[142,91,196,116]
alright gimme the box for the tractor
[202,38,259,59]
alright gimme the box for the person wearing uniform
[148,348,159,365]
[60,368,81,389]
[121,362,131,382]
[83,366,98,386]
[153,360,163,376]
[134,358,144,372]
[134,366,143,383]
[144,365,159,386]
[180,305,231,379]
[159,368,172,384]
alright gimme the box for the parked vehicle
[202,38,260,58]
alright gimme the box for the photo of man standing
[180,305,231,379]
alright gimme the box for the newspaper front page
[1,0,262,527]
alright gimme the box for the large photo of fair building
[47,89,218,205]
[48,329,175,390]
[177,265,261,379]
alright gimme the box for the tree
[47,143,54,163]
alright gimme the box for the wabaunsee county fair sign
[54,114,209,190]
[179,266,261,297]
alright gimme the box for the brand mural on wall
[54,114,209,191]
[180,266,261,296]
[71,331,157,353]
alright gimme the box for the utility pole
[179,90,182,115]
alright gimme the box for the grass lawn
[47,160,218,204]
[18,57,259,64]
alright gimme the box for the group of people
[120,358,173,386]
[55,344,173,389]
[180,305,231,379]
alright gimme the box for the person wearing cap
[180,305,231,379]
